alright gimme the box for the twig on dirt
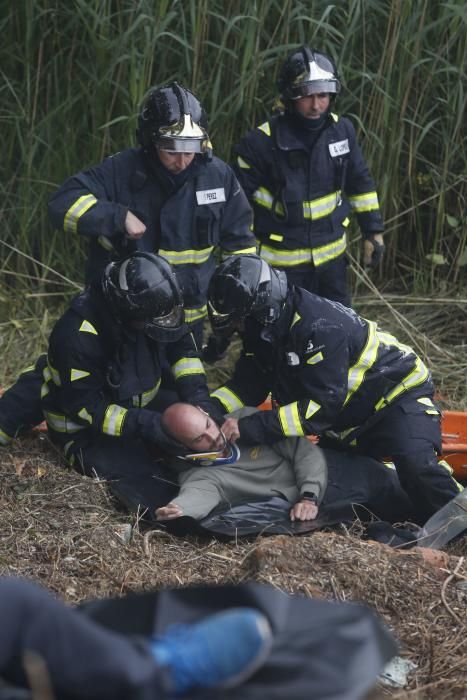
[143,529,174,556]
[440,557,465,625]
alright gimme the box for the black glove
[363,234,385,268]
[202,335,230,364]
[370,238,385,267]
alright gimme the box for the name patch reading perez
[328,139,350,157]
[196,188,226,205]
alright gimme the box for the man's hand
[125,211,146,240]
[155,503,183,521]
[289,499,318,522]
[363,233,385,267]
[221,417,240,443]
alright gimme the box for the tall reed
[0,0,465,300]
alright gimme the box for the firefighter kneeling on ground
[40,251,223,514]
[207,254,462,524]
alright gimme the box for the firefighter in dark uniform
[233,46,384,309]
[40,251,223,516]
[206,255,462,523]
[0,83,255,446]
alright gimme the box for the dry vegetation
[0,300,466,700]
[1,294,466,699]
[0,432,466,699]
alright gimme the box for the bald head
[162,403,225,453]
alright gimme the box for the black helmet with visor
[277,46,341,101]
[102,252,186,342]
[207,255,287,338]
[137,82,211,156]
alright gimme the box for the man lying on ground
[155,404,412,523]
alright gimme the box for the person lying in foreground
[156,403,416,526]
[0,576,272,699]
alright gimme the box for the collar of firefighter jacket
[143,147,201,192]
[256,293,295,347]
[275,112,334,152]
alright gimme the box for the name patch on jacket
[196,188,226,205]
[329,139,350,157]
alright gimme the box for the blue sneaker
[150,607,272,695]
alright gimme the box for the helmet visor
[158,113,208,153]
[289,79,338,99]
[289,57,340,99]
[145,304,184,330]
[207,301,239,337]
[157,136,207,154]
[143,304,187,342]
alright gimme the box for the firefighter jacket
[234,112,384,270]
[211,288,435,446]
[48,148,256,325]
[41,286,217,456]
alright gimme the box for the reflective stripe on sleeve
[64,195,97,234]
[252,187,285,216]
[172,358,205,380]
[103,404,127,436]
[210,387,244,413]
[184,306,207,323]
[278,402,305,436]
[348,191,379,213]
[43,411,86,433]
[159,247,213,265]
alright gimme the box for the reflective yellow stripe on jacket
[278,402,305,436]
[303,191,342,220]
[132,379,161,408]
[260,233,346,268]
[348,191,379,213]
[252,187,285,217]
[103,404,127,436]
[222,246,257,258]
[344,321,379,406]
[172,358,205,380]
[159,247,213,265]
[278,399,320,437]
[375,357,429,411]
[43,411,86,434]
[211,387,244,413]
[185,306,207,323]
[64,195,97,234]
